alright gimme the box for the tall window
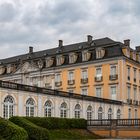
[98,107,103,120]
[55,73,61,82]
[26,98,35,117]
[60,102,67,118]
[110,86,117,100]
[87,105,92,120]
[82,69,88,79]
[44,100,52,117]
[68,71,74,80]
[117,109,121,119]
[96,67,102,76]
[96,87,102,98]
[128,108,131,119]
[3,95,14,119]
[110,65,116,75]
[134,68,137,82]
[81,88,88,95]
[108,108,112,120]
[127,66,130,80]
[135,109,138,119]
[75,104,81,118]
[127,86,131,99]
[134,87,137,101]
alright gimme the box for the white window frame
[96,87,102,98]
[26,98,35,117]
[3,96,14,119]
[110,65,117,76]
[44,100,52,117]
[110,85,117,100]
[68,71,74,81]
[81,88,88,95]
[55,73,61,83]
[81,69,88,79]
[96,67,102,77]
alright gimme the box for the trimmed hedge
[9,117,49,140]
[0,117,28,140]
[25,117,87,129]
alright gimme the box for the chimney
[87,35,93,44]
[136,46,140,52]
[29,46,33,54]
[58,40,63,47]
[124,39,130,47]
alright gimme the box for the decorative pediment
[14,61,40,74]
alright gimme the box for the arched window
[87,105,92,120]
[44,100,52,117]
[108,108,112,120]
[60,102,67,118]
[26,98,35,117]
[75,104,81,118]
[117,109,121,119]
[3,95,14,119]
[98,107,103,120]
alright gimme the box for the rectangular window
[55,73,61,82]
[68,71,74,80]
[96,67,102,76]
[81,88,88,95]
[127,86,131,99]
[96,87,102,97]
[134,68,136,82]
[110,86,117,100]
[127,66,130,80]
[110,65,116,75]
[134,87,137,100]
[82,69,88,79]
[68,89,74,93]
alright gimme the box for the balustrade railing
[87,119,140,127]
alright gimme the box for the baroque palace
[0,35,139,120]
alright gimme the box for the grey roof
[0,37,118,65]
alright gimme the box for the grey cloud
[0,3,17,22]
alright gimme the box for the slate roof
[0,37,123,65]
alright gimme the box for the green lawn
[49,129,101,140]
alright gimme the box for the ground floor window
[87,105,92,120]
[98,107,103,120]
[75,104,81,118]
[60,102,67,118]
[26,98,35,117]
[3,95,14,119]
[44,100,52,117]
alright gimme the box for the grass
[48,129,101,140]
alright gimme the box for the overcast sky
[0,0,140,58]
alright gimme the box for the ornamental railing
[0,80,122,105]
[87,119,140,127]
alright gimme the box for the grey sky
[0,0,140,58]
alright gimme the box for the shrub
[10,117,49,140]
[0,117,28,140]
[25,117,87,129]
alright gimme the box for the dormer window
[56,55,65,66]
[37,59,44,69]
[7,64,15,74]
[46,57,54,67]
[0,66,6,75]
[96,48,105,59]
[82,50,91,61]
[69,53,77,64]
[136,53,140,62]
